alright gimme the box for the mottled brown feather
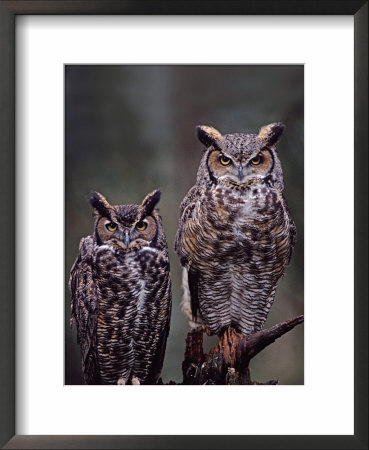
[175,124,296,336]
[70,191,172,384]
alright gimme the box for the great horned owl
[70,189,172,385]
[175,123,296,336]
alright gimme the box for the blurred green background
[65,65,304,385]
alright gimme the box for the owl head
[195,123,285,191]
[89,189,165,253]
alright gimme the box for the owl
[175,123,296,336]
[70,189,172,385]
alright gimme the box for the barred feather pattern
[71,237,171,384]
[176,185,294,335]
[70,237,101,384]
[175,124,296,336]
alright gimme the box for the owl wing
[288,219,297,263]
[187,267,200,322]
[146,271,172,384]
[283,195,297,265]
[70,236,100,384]
[175,185,203,324]
[174,184,198,264]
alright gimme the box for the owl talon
[131,376,140,385]
[203,324,213,336]
[117,377,127,385]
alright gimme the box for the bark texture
[182,315,304,385]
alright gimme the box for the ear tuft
[257,122,285,147]
[88,191,112,218]
[141,189,161,215]
[196,125,223,148]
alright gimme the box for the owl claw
[131,376,140,385]
[117,377,127,385]
[203,324,213,336]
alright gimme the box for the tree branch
[182,315,304,385]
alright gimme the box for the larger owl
[175,123,296,336]
[70,190,171,385]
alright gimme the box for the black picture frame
[0,1,367,449]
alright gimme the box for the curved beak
[123,229,130,247]
[238,166,244,181]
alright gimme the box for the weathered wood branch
[182,315,304,385]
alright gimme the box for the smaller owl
[70,190,171,385]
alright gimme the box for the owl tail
[181,267,203,329]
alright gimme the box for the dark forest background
[65,65,304,385]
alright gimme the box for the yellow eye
[219,154,231,166]
[105,222,117,232]
[250,154,263,165]
[136,221,147,231]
